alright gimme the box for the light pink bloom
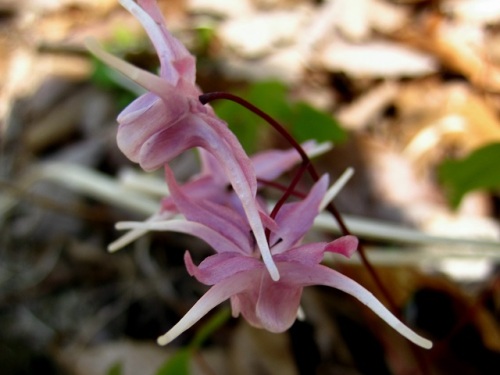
[86,0,279,279]
[151,170,432,349]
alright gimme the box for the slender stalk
[257,178,307,199]
[269,162,309,220]
[266,162,308,241]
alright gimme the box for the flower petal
[164,165,253,253]
[324,235,359,258]
[143,114,279,280]
[120,0,196,86]
[108,211,174,252]
[198,113,258,196]
[117,92,158,124]
[251,147,304,181]
[157,270,256,345]
[85,38,168,95]
[319,167,354,211]
[132,114,279,278]
[229,266,303,332]
[160,174,222,212]
[252,140,325,181]
[282,262,433,349]
[184,251,261,285]
[271,175,329,252]
[131,113,204,171]
[274,242,328,265]
[117,93,188,166]
[255,274,303,332]
[116,219,243,254]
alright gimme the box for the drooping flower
[120,169,432,349]
[88,0,433,351]
[86,0,279,279]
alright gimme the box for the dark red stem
[257,178,307,199]
[269,162,309,221]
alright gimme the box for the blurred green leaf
[244,81,290,118]
[213,81,290,154]
[156,349,190,375]
[194,26,216,55]
[438,142,500,207]
[189,307,230,349]
[111,24,145,51]
[286,102,346,144]
[106,362,123,375]
[214,98,261,154]
[90,58,118,90]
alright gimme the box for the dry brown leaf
[398,13,500,92]
[396,81,500,168]
[442,0,500,26]
[337,80,400,130]
[320,39,437,78]
[188,0,254,18]
[330,0,408,42]
[218,8,311,58]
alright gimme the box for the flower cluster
[88,0,432,350]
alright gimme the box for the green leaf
[438,142,500,207]
[106,362,123,375]
[111,24,145,51]
[213,81,291,154]
[90,58,118,90]
[214,99,261,154]
[189,307,230,349]
[155,348,191,375]
[244,81,290,119]
[194,26,216,55]
[286,102,346,144]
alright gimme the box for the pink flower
[87,1,433,351]
[142,170,432,349]
[86,0,279,279]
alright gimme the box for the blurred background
[1,0,500,374]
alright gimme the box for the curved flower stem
[266,161,309,241]
[199,92,397,311]
[269,161,309,221]
[257,178,306,198]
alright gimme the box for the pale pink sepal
[184,251,261,285]
[287,262,433,349]
[157,270,256,346]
